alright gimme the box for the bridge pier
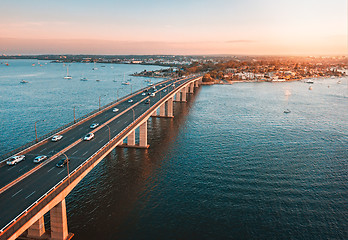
[159,104,165,117]
[127,130,136,145]
[181,87,187,102]
[151,97,174,118]
[174,91,181,102]
[50,199,69,240]
[27,216,45,238]
[189,83,194,94]
[167,97,173,117]
[139,121,148,148]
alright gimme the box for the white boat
[122,82,130,85]
[284,109,291,114]
[305,79,314,84]
[20,80,29,83]
[64,65,72,79]
[80,77,88,81]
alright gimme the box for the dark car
[145,99,150,104]
[56,157,69,167]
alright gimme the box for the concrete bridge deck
[0,75,202,240]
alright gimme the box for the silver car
[51,135,63,142]
[7,155,25,165]
[34,155,48,163]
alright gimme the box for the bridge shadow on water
[43,88,202,239]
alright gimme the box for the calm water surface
[1,60,347,239]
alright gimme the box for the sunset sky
[1,0,347,55]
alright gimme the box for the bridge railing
[0,75,201,239]
[0,77,183,163]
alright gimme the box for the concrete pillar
[127,130,135,145]
[139,121,148,147]
[195,81,199,87]
[167,97,173,117]
[151,107,157,116]
[175,91,181,102]
[50,199,68,240]
[160,103,165,117]
[189,83,194,93]
[27,215,45,238]
[181,87,187,102]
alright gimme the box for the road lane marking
[25,191,36,199]
[47,167,55,173]
[72,150,79,155]
[98,139,104,143]
[58,169,65,175]
[40,147,47,153]
[7,167,14,171]
[18,166,27,172]
[83,151,88,156]
[12,189,23,198]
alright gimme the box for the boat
[63,65,72,79]
[122,82,130,85]
[305,79,314,84]
[96,79,101,82]
[20,80,29,84]
[80,77,88,81]
[284,109,291,114]
[309,86,312,90]
[337,80,341,84]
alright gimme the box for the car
[6,155,25,165]
[144,89,149,92]
[147,92,152,95]
[51,135,63,142]
[128,99,133,103]
[34,155,48,163]
[163,89,167,92]
[145,99,150,104]
[56,157,69,167]
[150,93,156,97]
[84,132,94,141]
[142,92,146,96]
[113,108,119,112]
[90,123,99,129]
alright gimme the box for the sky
[0,0,347,55]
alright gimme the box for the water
[0,59,167,156]
[1,60,348,239]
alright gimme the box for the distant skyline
[1,0,347,55]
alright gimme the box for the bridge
[0,75,202,240]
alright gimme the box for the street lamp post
[35,119,46,143]
[99,94,107,111]
[62,153,70,184]
[105,124,111,141]
[131,108,135,122]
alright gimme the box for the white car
[150,93,156,97]
[90,123,99,129]
[113,108,119,112]
[128,99,133,103]
[163,89,167,92]
[34,155,47,163]
[7,155,25,165]
[51,135,63,142]
[142,92,146,96]
[84,132,94,141]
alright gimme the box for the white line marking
[7,167,14,171]
[58,169,65,175]
[72,150,79,155]
[12,189,23,198]
[18,167,27,172]
[25,191,36,199]
[83,151,88,156]
[40,147,47,152]
[47,167,55,173]
[98,139,104,143]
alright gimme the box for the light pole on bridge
[105,124,111,141]
[62,153,70,184]
[35,119,46,143]
[99,94,107,111]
